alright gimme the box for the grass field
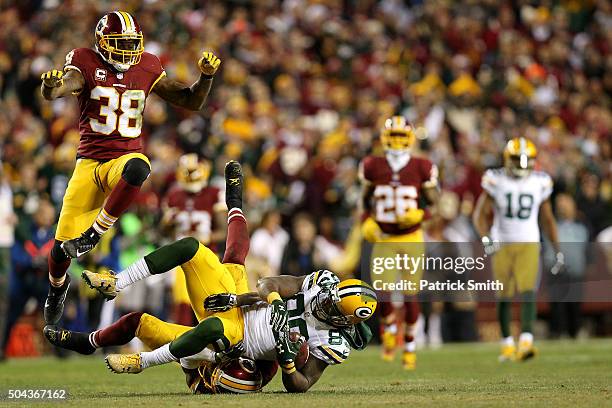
[1,339,611,408]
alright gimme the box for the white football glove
[481,236,500,256]
[551,252,565,275]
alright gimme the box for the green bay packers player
[359,116,438,370]
[68,161,377,393]
[473,137,563,362]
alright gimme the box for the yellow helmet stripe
[125,12,136,31]
[119,11,133,31]
[114,11,127,31]
[218,377,259,391]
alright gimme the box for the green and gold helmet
[312,278,378,327]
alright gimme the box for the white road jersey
[481,168,553,242]
[242,270,351,365]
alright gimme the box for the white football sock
[180,349,216,370]
[116,258,151,291]
[519,332,533,344]
[502,336,515,347]
[140,343,177,369]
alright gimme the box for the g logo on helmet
[354,306,373,319]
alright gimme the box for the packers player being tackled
[473,138,563,362]
[46,161,377,393]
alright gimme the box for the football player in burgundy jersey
[359,116,439,370]
[39,11,221,326]
[162,153,225,325]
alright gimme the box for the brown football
[289,332,309,369]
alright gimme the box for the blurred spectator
[546,193,589,338]
[0,168,16,360]
[2,199,55,355]
[575,174,612,238]
[281,213,320,276]
[248,210,289,287]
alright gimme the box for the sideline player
[359,116,438,370]
[40,10,221,325]
[473,137,563,361]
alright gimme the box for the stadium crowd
[0,0,610,357]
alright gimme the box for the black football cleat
[43,325,96,355]
[61,227,101,258]
[43,274,71,325]
[224,160,243,210]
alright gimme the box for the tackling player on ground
[48,161,377,393]
[40,11,221,326]
[473,137,563,362]
[359,116,438,370]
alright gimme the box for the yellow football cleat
[381,331,397,362]
[82,269,118,300]
[402,351,416,370]
[498,344,516,362]
[105,353,143,374]
[516,341,537,362]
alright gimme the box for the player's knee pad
[50,240,70,263]
[122,158,151,186]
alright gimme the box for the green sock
[169,317,229,358]
[497,300,511,338]
[144,237,199,274]
[519,291,536,333]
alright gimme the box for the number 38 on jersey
[90,86,145,138]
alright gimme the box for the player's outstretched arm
[152,51,221,111]
[282,356,328,393]
[256,275,306,300]
[40,69,84,100]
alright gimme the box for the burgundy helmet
[189,358,279,394]
[94,11,144,72]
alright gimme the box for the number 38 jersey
[481,168,553,242]
[241,270,351,366]
[64,48,166,160]
[360,154,438,235]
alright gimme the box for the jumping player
[39,11,221,325]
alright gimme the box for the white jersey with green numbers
[481,168,553,242]
[241,270,351,365]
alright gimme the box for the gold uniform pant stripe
[119,11,132,31]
